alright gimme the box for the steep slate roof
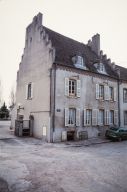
[44,26,119,79]
[116,65,127,81]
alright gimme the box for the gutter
[118,78,121,127]
[53,64,56,133]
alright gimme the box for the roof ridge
[43,26,86,47]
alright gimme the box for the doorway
[67,131,75,141]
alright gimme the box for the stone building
[11,13,127,142]
[116,65,127,129]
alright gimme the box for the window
[26,83,33,100]
[95,63,107,74]
[123,89,127,103]
[124,111,127,125]
[99,63,104,72]
[109,87,114,101]
[72,55,85,69]
[69,79,76,96]
[65,108,80,127]
[109,110,114,125]
[86,109,92,125]
[68,108,76,126]
[99,85,104,100]
[28,83,32,99]
[76,56,84,66]
[65,78,81,97]
[99,109,104,125]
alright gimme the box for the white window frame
[86,109,92,125]
[123,88,127,103]
[65,78,81,98]
[73,55,86,69]
[98,109,104,125]
[69,79,76,96]
[109,87,114,101]
[65,108,80,127]
[68,108,76,126]
[97,63,107,74]
[76,56,84,66]
[109,110,114,125]
[99,85,104,100]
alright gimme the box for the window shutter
[76,108,80,126]
[92,109,98,125]
[104,85,109,100]
[65,108,69,126]
[96,84,99,99]
[84,109,86,126]
[114,88,117,101]
[77,80,81,97]
[31,83,34,98]
[25,84,28,99]
[105,110,109,125]
[65,78,69,96]
[114,110,118,125]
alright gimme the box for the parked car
[105,127,127,141]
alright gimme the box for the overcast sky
[0,0,127,106]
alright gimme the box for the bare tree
[0,79,3,106]
[9,86,15,108]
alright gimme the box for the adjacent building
[11,13,127,142]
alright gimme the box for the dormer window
[76,56,84,66]
[72,55,86,69]
[98,63,105,72]
[94,63,107,74]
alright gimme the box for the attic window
[72,55,86,69]
[98,63,105,72]
[94,63,107,74]
[76,56,84,66]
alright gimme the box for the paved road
[0,121,127,192]
[0,121,15,139]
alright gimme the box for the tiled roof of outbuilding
[44,26,118,79]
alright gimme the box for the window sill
[109,100,115,102]
[67,95,78,99]
[98,99,104,101]
[67,124,76,127]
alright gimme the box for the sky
[0,0,127,106]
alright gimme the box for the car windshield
[110,127,119,131]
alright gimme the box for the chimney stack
[88,34,100,56]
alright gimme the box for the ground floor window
[124,111,127,125]
[99,109,104,125]
[68,108,76,126]
[109,110,114,125]
[86,109,92,125]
